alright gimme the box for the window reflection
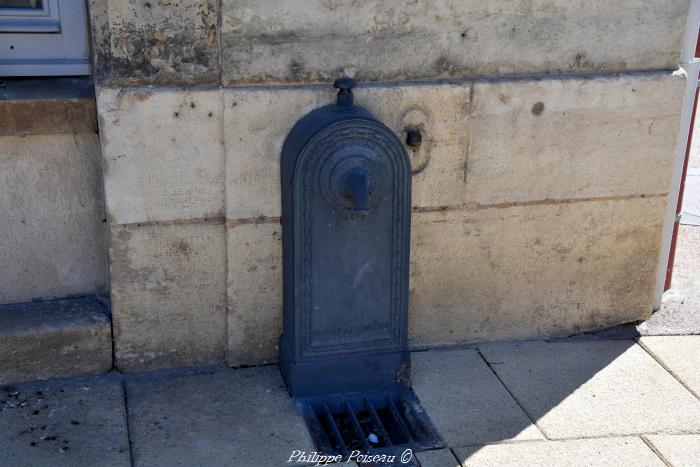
[0,0,43,9]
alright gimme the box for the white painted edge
[654,0,700,310]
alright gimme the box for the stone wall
[89,0,691,371]
[0,133,108,304]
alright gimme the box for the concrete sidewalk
[1,336,698,467]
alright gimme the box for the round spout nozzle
[344,167,369,214]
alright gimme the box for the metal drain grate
[300,387,443,460]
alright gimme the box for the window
[0,0,90,76]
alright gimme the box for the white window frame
[0,0,90,76]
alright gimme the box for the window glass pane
[0,0,43,8]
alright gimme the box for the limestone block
[224,87,332,219]
[226,221,282,366]
[89,0,220,85]
[223,195,667,364]
[109,222,226,371]
[221,0,689,84]
[0,134,107,304]
[467,72,685,204]
[222,195,667,364]
[0,98,97,136]
[409,195,667,346]
[359,83,471,208]
[0,298,112,385]
[98,87,224,225]
[224,82,470,219]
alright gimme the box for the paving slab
[415,448,460,467]
[412,349,543,446]
[638,336,700,398]
[644,434,700,467]
[640,225,700,336]
[126,366,314,466]
[0,378,130,467]
[478,340,700,439]
[454,438,665,467]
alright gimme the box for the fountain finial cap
[333,77,356,107]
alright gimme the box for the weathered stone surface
[0,134,108,305]
[645,434,700,467]
[0,76,98,136]
[0,298,112,385]
[412,349,543,446]
[415,449,460,467]
[221,0,689,84]
[455,438,664,467]
[409,196,666,346]
[89,0,220,85]
[359,83,470,208]
[126,367,314,466]
[467,72,685,204]
[0,378,130,467]
[479,341,700,438]
[221,195,668,364]
[224,82,470,219]
[109,222,226,371]
[0,99,97,136]
[98,87,224,225]
[226,222,282,366]
[224,86,331,219]
[638,336,700,397]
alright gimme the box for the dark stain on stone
[289,60,304,81]
[434,55,457,75]
[531,102,545,116]
[174,240,191,255]
[574,52,592,68]
[173,111,180,118]
[460,28,476,41]
[99,0,221,86]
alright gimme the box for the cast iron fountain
[279,78,443,462]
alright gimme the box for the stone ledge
[0,297,113,385]
[0,78,97,135]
